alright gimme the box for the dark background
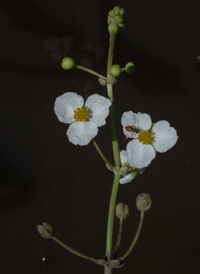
[1,0,200,273]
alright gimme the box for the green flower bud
[119,8,125,16]
[118,21,126,29]
[61,57,74,70]
[110,64,121,77]
[116,203,129,219]
[113,6,120,16]
[136,193,152,212]
[37,221,53,239]
[115,15,123,24]
[108,10,115,18]
[108,24,119,35]
[125,62,136,74]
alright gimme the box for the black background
[1,0,200,273]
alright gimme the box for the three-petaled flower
[121,111,178,169]
[54,92,111,146]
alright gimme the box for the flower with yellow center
[54,92,111,145]
[121,111,178,168]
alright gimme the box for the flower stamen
[73,107,89,122]
[137,130,152,145]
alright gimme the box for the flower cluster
[54,93,178,184]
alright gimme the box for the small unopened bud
[108,10,115,18]
[136,193,152,212]
[113,6,120,16]
[37,221,53,239]
[118,21,126,29]
[115,203,129,219]
[98,78,107,86]
[110,64,121,77]
[125,62,135,74]
[61,57,74,70]
[108,24,119,35]
[115,15,123,24]
[119,8,125,16]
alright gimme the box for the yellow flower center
[137,130,152,145]
[73,107,89,122]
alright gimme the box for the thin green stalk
[113,217,123,256]
[107,35,115,80]
[109,101,121,166]
[106,34,121,166]
[52,236,99,264]
[120,211,145,261]
[75,64,107,80]
[92,139,114,170]
[106,172,121,259]
[104,266,112,274]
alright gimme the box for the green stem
[120,211,145,261]
[104,266,112,274]
[106,172,121,259]
[75,64,107,80]
[113,217,123,256]
[52,236,99,264]
[109,102,120,166]
[92,139,114,170]
[106,34,121,166]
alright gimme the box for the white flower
[54,92,111,146]
[119,150,145,184]
[121,111,178,169]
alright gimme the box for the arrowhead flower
[54,92,111,146]
[121,111,178,169]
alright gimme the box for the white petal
[120,150,128,165]
[136,113,152,130]
[120,173,136,184]
[121,111,136,127]
[67,121,98,146]
[152,121,178,153]
[121,112,152,136]
[127,140,156,168]
[85,94,111,127]
[54,92,84,124]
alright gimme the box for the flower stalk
[75,64,107,80]
[120,211,144,261]
[92,139,114,170]
[52,236,99,264]
[106,171,121,259]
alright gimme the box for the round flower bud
[37,221,53,239]
[61,57,74,70]
[115,15,123,24]
[115,203,129,219]
[125,62,136,74]
[110,64,121,77]
[108,24,119,35]
[119,8,125,16]
[118,21,126,29]
[113,6,120,16]
[108,10,115,18]
[136,193,152,212]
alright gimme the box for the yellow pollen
[137,130,152,145]
[73,107,89,122]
